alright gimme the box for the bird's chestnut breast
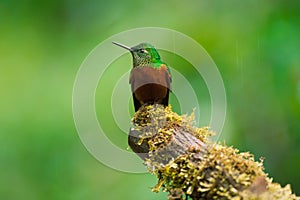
[130,66,170,103]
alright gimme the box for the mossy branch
[128,104,299,200]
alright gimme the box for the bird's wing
[159,63,172,91]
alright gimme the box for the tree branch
[128,104,299,200]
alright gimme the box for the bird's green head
[113,42,162,68]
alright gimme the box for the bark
[129,104,300,200]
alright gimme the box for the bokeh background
[1,0,300,199]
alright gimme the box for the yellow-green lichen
[132,104,212,151]
[130,105,300,200]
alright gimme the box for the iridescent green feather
[131,43,167,69]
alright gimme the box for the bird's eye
[139,49,148,54]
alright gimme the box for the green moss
[130,105,299,200]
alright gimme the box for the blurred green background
[1,0,300,199]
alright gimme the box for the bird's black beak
[112,41,132,52]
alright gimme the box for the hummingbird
[113,42,172,112]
